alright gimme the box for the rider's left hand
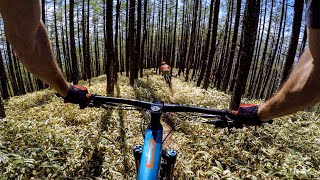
[61,85,90,109]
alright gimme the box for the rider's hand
[61,85,90,109]
[231,104,272,126]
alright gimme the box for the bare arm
[0,0,69,96]
[258,28,320,121]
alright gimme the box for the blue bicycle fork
[133,102,177,180]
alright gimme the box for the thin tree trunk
[12,54,26,94]
[299,27,307,57]
[114,0,120,81]
[65,0,71,80]
[6,41,19,95]
[82,0,88,80]
[86,0,91,80]
[185,0,199,81]
[221,0,242,92]
[230,0,261,110]
[253,0,274,98]
[70,0,79,84]
[106,0,115,94]
[61,22,69,78]
[135,0,142,79]
[53,0,62,69]
[129,0,136,85]
[249,0,267,94]
[260,0,285,98]
[158,0,164,70]
[0,49,9,99]
[77,6,83,78]
[196,0,214,87]
[0,92,5,118]
[140,0,148,78]
[170,0,178,75]
[41,0,46,24]
[202,0,220,90]
[215,0,232,89]
[125,0,130,76]
[178,2,186,76]
[280,0,304,85]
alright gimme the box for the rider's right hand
[60,85,90,109]
[231,104,272,127]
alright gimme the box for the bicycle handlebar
[89,94,227,114]
[88,94,243,129]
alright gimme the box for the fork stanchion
[164,149,177,180]
[133,145,143,177]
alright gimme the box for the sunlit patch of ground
[1,70,319,179]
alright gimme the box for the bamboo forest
[0,0,319,179]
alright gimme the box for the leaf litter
[0,70,319,179]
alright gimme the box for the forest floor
[1,70,320,179]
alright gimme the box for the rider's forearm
[1,0,70,97]
[8,22,70,97]
[258,29,320,121]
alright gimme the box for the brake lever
[202,112,244,129]
[224,112,243,129]
[203,119,227,128]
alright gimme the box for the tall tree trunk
[120,24,125,74]
[249,0,267,95]
[230,33,243,92]
[94,21,100,77]
[64,0,71,76]
[0,92,5,118]
[61,22,69,79]
[135,0,142,79]
[82,0,88,80]
[6,41,19,95]
[230,0,261,110]
[178,1,187,76]
[106,0,115,94]
[129,0,136,85]
[280,0,303,85]
[221,0,242,92]
[125,0,130,76]
[202,0,220,90]
[253,0,274,98]
[196,0,214,87]
[260,0,285,98]
[0,49,9,99]
[70,0,79,84]
[149,11,155,69]
[185,0,199,81]
[158,0,164,69]
[26,71,34,92]
[140,0,148,78]
[114,0,120,81]
[12,53,26,95]
[215,0,232,89]
[53,0,62,69]
[170,0,178,75]
[77,6,83,77]
[103,0,107,74]
[299,27,307,57]
[41,0,46,24]
[86,0,91,80]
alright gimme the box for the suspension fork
[133,102,164,180]
[133,145,143,176]
[160,149,177,180]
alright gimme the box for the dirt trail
[161,80,178,149]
